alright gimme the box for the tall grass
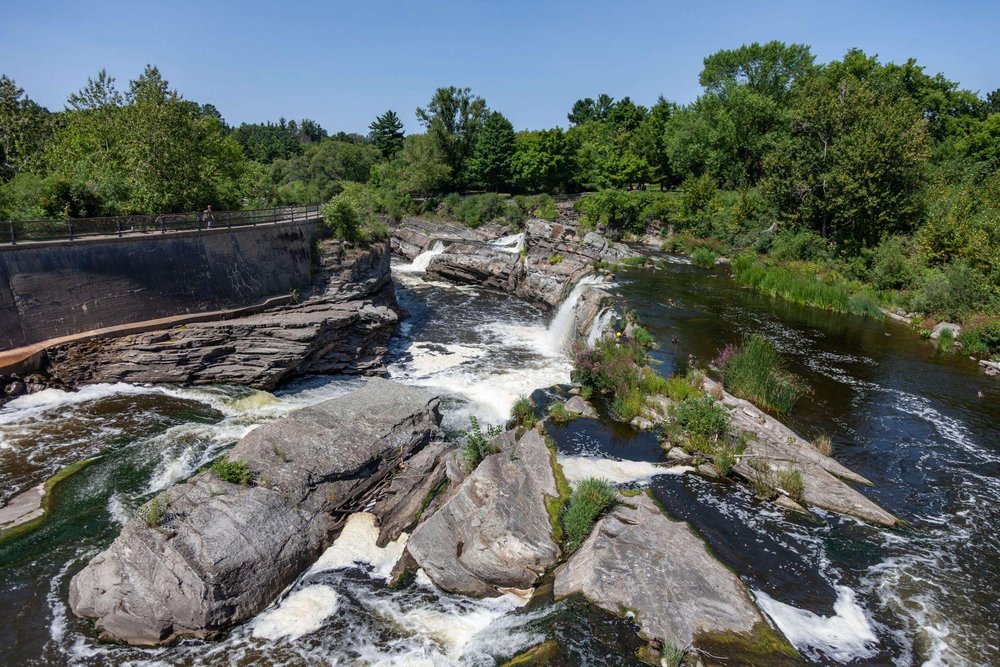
[714,335,808,414]
[957,318,1000,357]
[668,395,731,450]
[732,254,884,319]
[690,247,718,268]
[562,478,617,553]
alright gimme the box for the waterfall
[537,276,604,356]
[586,308,616,347]
[398,241,446,273]
[489,232,525,254]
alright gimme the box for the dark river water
[0,253,997,665]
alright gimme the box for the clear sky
[2,0,998,134]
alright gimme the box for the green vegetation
[320,186,390,242]
[713,335,809,414]
[813,434,833,457]
[776,469,805,504]
[548,401,575,424]
[660,642,685,667]
[2,41,997,329]
[209,457,254,485]
[572,324,665,422]
[462,415,503,470]
[732,255,884,319]
[510,395,536,430]
[668,395,731,450]
[937,327,956,352]
[690,247,718,268]
[561,478,617,553]
[141,494,171,527]
[663,375,702,401]
[957,318,1000,358]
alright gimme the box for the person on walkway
[202,205,215,229]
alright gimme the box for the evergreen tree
[368,110,405,159]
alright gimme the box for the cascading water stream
[535,276,604,357]
[397,241,446,273]
[489,232,525,254]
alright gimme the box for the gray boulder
[406,428,560,596]
[564,395,598,419]
[371,441,454,547]
[930,321,961,340]
[231,378,442,513]
[69,474,322,645]
[69,378,442,645]
[554,493,796,661]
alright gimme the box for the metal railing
[3,203,323,245]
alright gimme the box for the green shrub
[510,395,536,428]
[562,478,617,552]
[870,236,921,290]
[321,191,390,242]
[768,229,830,263]
[663,376,701,401]
[548,254,564,265]
[714,336,808,414]
[690,247,718,268]
[462,415,503,469]
[210,457,254,485]
[680,174,718,220]
[575,189,647,234]
[909,262,991,320]
[668,395,731,450]
[621,255,646,267]
[631,325,655,349]
[548,401,575,424]
[957,318,1000,357]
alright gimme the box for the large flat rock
[406,428,561,596]
[69,379,442,645]
[554,493,797,662]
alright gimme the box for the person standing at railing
[202,204,215,229]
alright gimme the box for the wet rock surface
[701,378,899,526]
[553,493,793,657]
[406,428,561,597]
[68,379,442,646]
[43,239,399,389]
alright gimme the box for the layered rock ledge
[43,239,399,390]
[68,378,442,645]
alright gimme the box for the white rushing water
[489,232,525,254]
[397,241,446,273]
[388,270,604,425]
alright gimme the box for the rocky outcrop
[391,218,490,260]
[701,378,899,526]
[563,395,598,419]
[411,216,634,310]
[554,493,797,663]
[370,441,456,547]
[68,379,442,645]
[43,239,399,389]
[405,428,561,597]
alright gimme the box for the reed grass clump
[714,336,808,414]
[813,434,833,456]
[776,469,805,503]
[562,478,618,553]
[690,247,718,268]
[731,254,884,319]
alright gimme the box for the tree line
[1,43,997,285]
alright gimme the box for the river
[0,252,996,665]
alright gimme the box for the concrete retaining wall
[0,222,323,350]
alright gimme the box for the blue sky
[2,0,998,134]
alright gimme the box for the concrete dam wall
[0,221,323,350]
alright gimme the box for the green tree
[232,120,303,163]
[272,138,380,204]
[416,86,487,189]
[393,133,451,196]
[0,75,53,181]
[763,65,930,249]
[467,111,515,191]
[368,110,405,159]
[699,41,815,102]
[568,93,615,125]
[511,128,575,193]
